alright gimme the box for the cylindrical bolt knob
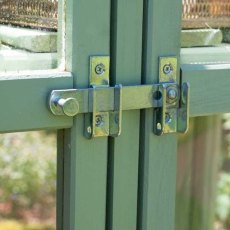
[57,98,79,117]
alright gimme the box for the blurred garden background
[0,131,56,230]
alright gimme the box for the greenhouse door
[0,0,229,229]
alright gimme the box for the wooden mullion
[137,0,183,229]
[61,0,111,229]
[107,1,143,229]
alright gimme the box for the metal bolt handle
[57,97,79,117]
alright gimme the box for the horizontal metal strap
[49,84,169,115]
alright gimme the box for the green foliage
[0,131,56,221]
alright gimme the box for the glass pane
[181,0,230,64]
[176,115,230,230]
[0,131,56,230]
[0,0,60,72]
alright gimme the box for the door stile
[59,0,111,229]
[106,1,143,229]
[137,1,183,229]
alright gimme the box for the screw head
[167,87,178,104]
[163,64,173,75]
[165,113,172,124]
[167,88,177,100]
[95,115,103,127]
[95,63,105,75]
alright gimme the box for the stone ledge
[0,25,57,53]
[181,29,223,48]
[0,46,57,71]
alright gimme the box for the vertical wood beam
[138,1,183,229]
[60,0,111,229]
[106,0,143,229]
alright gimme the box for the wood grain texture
[137,0,182,229]
[61,0,110,229]
[107,1,143,229]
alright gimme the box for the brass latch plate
[85,56,122,139]
[153,56,189,135]
[49,56,189,138]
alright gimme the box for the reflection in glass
[176,116,230,230]
[0,131,56,230]
[0,0,58,71]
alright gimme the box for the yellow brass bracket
[84,56,122,139]
[49,56,189,138]
[153,56,190,135]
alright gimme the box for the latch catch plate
[49,56,189,138]
[153,56,189,135]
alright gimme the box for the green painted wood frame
[0,0,229,230]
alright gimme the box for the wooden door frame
[58,0,183,230]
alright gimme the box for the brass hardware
[49,56,189,138]
[153,56,189,135]
[177,82,190,133]
[110,84,122,137]
[90,56,110,86]
[84,56,122,139]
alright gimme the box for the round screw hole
[153,90,162,100]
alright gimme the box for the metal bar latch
[49,56,189,138]
[153,57,190,135]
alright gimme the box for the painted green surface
[137,0,182,230]
[181,46,230,65]
[0,72,72,132]
[61,0,110,230]
[107,1,143,229]
[182,64,230,116]
[0,0,229,229]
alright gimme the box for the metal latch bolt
[49,56,189,138]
